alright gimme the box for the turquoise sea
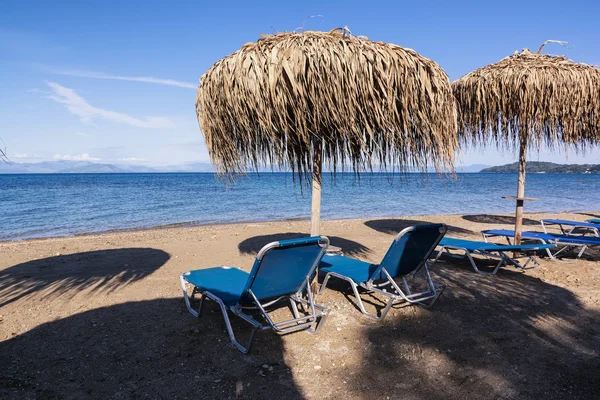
[1,173,598,241]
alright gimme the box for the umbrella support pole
[311,137,323,237]
[514,134,528,246]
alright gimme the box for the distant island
[480,162,600,174]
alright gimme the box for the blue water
[0,173,598,241]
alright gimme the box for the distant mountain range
[456,164,490,173]
[0,160,493,174]
[0,160,215,174]
[480,162,600,174]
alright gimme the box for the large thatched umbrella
[196,28,457,235]
[453,42,600,244]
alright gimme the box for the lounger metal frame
[433,243,539,275]
[180,238,330,353]
[540,219,600,237]
[481,231,587,260]
[319,226,445,321]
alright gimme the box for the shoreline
[2,210,598,245]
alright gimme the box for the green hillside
[480,162,600,174]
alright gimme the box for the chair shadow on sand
[462,214,540,226]
[238,232,371,257]
[364,219,474,235]
[0,248,170,308]
[347,263,600,399]
[0,298,304,399]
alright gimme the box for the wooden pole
[514,133,528,245]
[310,137,323,236]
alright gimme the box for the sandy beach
[1,211,599,399]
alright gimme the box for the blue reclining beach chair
[433,237,555,275]
[588,219,600,225]
[318,224,446,320]
[540,219,599,237]
[482,229,600,259]
[180,236,330,353]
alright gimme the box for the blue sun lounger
[540,219,600,237]
[433,237,556,275]
[482,229,600,259]
[588,219,600,225]
[180,236,330,353]
[318,224,446,320]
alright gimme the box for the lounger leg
[466,252,497,275]
[180,276,204,318]
[289,297,301,319]
[432,247,446,263]
[204,293,258,354]
[318,273,333,295]
[577,245,587,258]
[416,283,445,309]
[304,283,329,334]
[321,272,387,320]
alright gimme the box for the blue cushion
[483,229,600,246]
[587,219,600,225]
[440,237,555,252]
[319,254,380,284]
[182,267,249,306]
[542,219,600,229]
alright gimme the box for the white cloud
[75,132,91,137]
[54,153,101,161]
[48,68,196,89]
[12,153,43,159]
[27,88,51,94]
[46,81,175,129]
[119,157,146,162]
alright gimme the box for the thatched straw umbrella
[196,28,457,235]
[453,41,600,244]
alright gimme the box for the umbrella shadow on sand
[0,248,170,308]
[0,298,304,399]
[461,214,540,226]
[348,263,600,399]
[238,233,371,257]
[364,219,474,236]
[576,212,600,219]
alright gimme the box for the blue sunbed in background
[180,236,330,353]
[482,229,600,259]
[541,219,600,237]
[318,224,446,320]
[434,237,555,275]
[586,218,600,225]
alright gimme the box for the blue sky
[1,0,598,167]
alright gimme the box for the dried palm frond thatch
[453,43,600,244]
[195,28,458,179]
[453,47,600,149]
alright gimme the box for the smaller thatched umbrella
[453,42,600,244]
[196,29,458,235]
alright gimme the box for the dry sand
[1,212,599,399]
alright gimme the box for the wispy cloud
[13,153,43,159]
[75,132,91,137]
[119,157,146,162]
[46,81,174,129]
[27,88,51,94]
[48,68,196,89]
[54,153,101,161]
